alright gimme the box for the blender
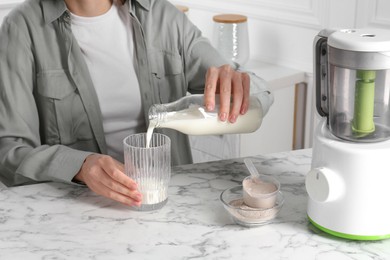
[305,28,390,240]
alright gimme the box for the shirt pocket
[36,70,93,145]
[36,70,76,99]
[149,49,185,103]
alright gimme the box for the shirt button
[63,12,70,22]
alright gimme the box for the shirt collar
[42,0,68,24]
[126,0,150,11]
[131,0,150,11]
[41,0,150,24]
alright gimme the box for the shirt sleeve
[0,17,93,186]
[236,63,274,116]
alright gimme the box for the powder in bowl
[220,185,284,227]
[229,198,278,221]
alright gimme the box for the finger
[99,171,142,202]
[79,155,142,207]
[84,169,142,207]
[229,72,243,123]
[218,65,233,121]
[113,161,135,187]
[240,72,251,115]
[204,67,219,111]
[110,168,138,191]
[101,157,138,190]
[94,163,142,202]
[115,160,125,173]
[97,181,142,207]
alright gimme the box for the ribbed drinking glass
[123,133,171,211]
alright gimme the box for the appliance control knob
[305,167,344,203]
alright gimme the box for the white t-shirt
[70,2,145,162]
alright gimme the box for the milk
[146,120,157,148]
[146,95,263,148]
[139,179,168,204]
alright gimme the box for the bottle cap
[213,14,247,24]
[175,5,189,13]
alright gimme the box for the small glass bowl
[220,185,284,227]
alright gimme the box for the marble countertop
[1,149,389,259]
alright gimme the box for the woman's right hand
[74,154,142,207]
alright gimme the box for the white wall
[170,0,390,73]
[1,0,389,72]
[0,0,22,22]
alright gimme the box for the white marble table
[1,149,389,260]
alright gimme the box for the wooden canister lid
[213,14,247,23]
[175,5,189,13]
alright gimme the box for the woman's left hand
[203,64,250,123]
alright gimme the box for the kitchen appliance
[305,28,390,240]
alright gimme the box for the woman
[0,0,273,207]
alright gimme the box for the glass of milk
[123,133,171,211]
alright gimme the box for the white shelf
[244,59,306,91]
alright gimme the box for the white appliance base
[306,119,390,240]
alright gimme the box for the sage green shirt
[0,0,273,186]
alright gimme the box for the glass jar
[212,14,249,66]
[175,5,189,15]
